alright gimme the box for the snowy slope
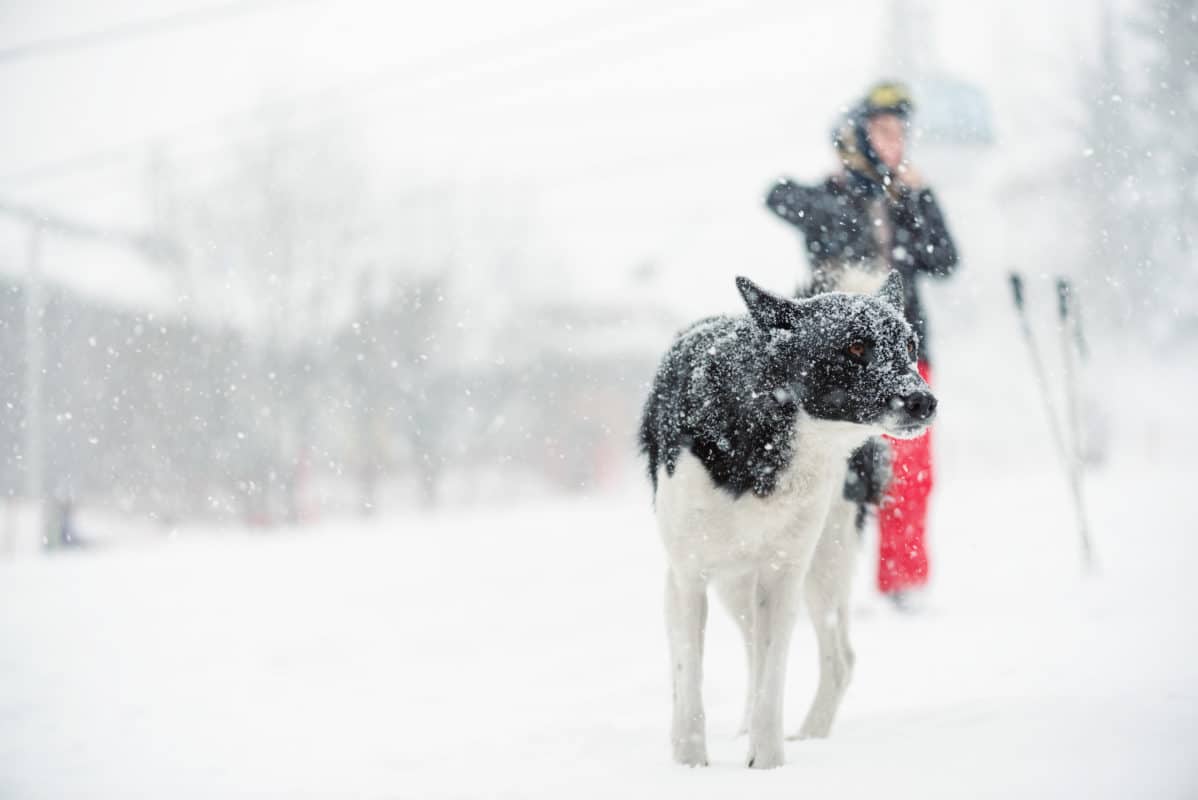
[1,459,1195,799]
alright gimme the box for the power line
[0,198,179,259]
[0,0,318,65]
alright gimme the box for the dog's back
[640,314,797,500]
[638,314,731,491]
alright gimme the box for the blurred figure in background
[764,81,959,609]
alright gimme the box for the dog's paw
[789,721,831,741]
[746,741,786,769]
[672,737,709,767]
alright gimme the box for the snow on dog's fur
[639,271,935,769]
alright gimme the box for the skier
[764,81,959,609]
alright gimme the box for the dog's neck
[768,411,875,500]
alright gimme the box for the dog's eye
[847,341,867,358]
[907,340,916,358]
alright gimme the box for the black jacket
[765,174,958,363]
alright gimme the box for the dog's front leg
[746,569,802,769]
[795,499,859,739]
[665,568,709,766]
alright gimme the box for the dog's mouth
[881,418,933,439]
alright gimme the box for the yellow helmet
[862,81,915,119]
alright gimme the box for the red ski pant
[877,361,934,594]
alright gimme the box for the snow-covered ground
[1,456,1195,798]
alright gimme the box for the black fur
[640,274,928,499]
[844,437,893,534]
[640,315,800,498]
[843,438,892,505]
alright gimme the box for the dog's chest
[655,419,865,574]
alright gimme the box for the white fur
[655,412,879,768]
[793,494,859,739]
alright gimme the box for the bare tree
[154,115,375,523]
[1130,0,1198,273]
[1072,0,1144,324]
[335,269,459,511]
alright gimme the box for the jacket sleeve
[765,178,819,229]
[893,187,958,278]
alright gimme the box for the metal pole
[1056,279,1095,570]
[1009,273,1069,462]
[0,199,181,548]
[1010,272,1094,571]
[23,222,47,548]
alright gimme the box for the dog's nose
[903,391,937,421]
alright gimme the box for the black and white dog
[639,271,935,769]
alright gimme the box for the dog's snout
[903,390,937,421]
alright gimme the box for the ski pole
[1009,273,1069,465]
[1059,278,1088,361]
[1056,279,1096,569]
[1011,273,1094,571]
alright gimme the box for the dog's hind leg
[713,573,757,736]
[665,568,709,766]
[793,498,859,740]
[746,569,802,769]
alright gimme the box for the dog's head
[736,272,935,438]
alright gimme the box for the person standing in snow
[764,81,959,609]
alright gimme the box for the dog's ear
[876,270,905,313]
[736,276,798,330]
